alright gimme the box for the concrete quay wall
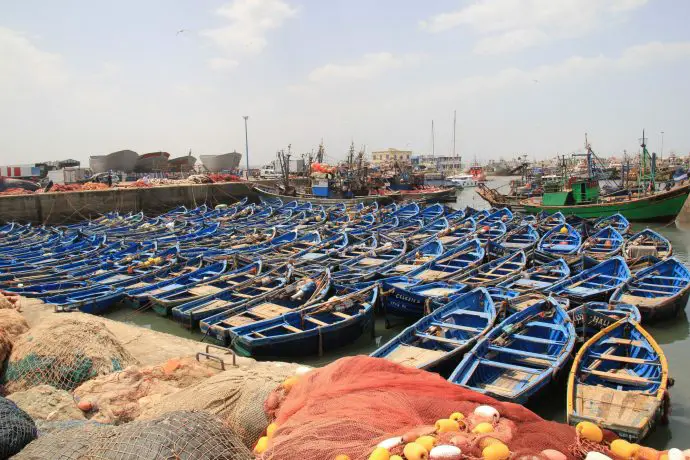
[0,182,257,225]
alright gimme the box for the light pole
[243,116,250,179]
[660,131,664,160]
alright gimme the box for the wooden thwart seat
[583,369,655,385]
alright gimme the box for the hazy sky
[2,0,689,166]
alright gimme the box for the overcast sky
[1,0,689,166]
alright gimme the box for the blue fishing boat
[568,302,641,343]
[372,288,495,371]
[623,228,672,262]
[342,239,443,282]
[435,217,476,248]
[449,297,575,403]
[172,264,296,328]
[149,260,265,311]
[548,256,631,304]
[536,223,582,262]
[538,211,566,234]
[392,203,420,220]
[476,221,507,246]
[406,218,450,245]
[457,250,527,287]
[200,269,331,342]
[594,212,630,234]
[405,238,485,283]
[380,278,469,317]
[228,284,378,357]
[482,207,514,226]
[500,224,540,252]
[331,239,407,282]
[567,318,668,441]
[610,257,690,321]
[126,261,228,316]
[420,203,445,221]
[497,258,570,293]
[579,226,624,260]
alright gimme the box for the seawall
[0,182,258,225]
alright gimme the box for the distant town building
[371,148,412,166]
[411,154,462,173]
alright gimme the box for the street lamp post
[243,116,250,180]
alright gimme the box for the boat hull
[232,308,374,357]
[523,185,690,221]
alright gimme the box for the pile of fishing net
[0,396,37,458]
[260,356,583,460]
[139,361,303,448]
[7,385,85,422]
[0,309,29,376]
[15,410,252,459]
[4,316,137,393]
[73,356,223,424]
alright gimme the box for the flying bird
[176,29,187,35]
[533,79,539,83]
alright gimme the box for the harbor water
[102,178,690,449]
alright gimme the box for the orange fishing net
[262,356,583,460]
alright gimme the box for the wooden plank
[584,369,655,385]
[385,344,446,367]
[416,333,464,345]
[332,311,352,319]
[605,338,644,347]
[431,322,481,333]
[283,324,303,333]
[594,353,660,365]
[305,317,328,326]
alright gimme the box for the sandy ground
[17,296,257,368]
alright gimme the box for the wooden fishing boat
[623,228,672,262]
[6,245,182,296]
[610,257,690,321]
[405,238,485,283]
[340,239,443,283]
[497,258,570,294]
[200,269,330,342]
[568,302,641,343]
[294,234,379,274]
[171,264,297,328]
[456,250,527,287]
[567,318,668,441]
[371,288,496,372]
[476,221,507,246]
[538,211,566,234]
[449,297,575,403]
[500,224,540,252]
[391,202,420,220]
[434,218,476,248]
[228,284,378,357]
[395,186,456,203]
[536,223,582,263]
[148,260,265,312]
[420,203,445,221]
[380,278,469,318]
[126,261,229,316]
[548,256,631,304]
[330,239,408,282]
[482,207,514,226]
[594,213,630,234]
[406,218,450,246]
[253,184,396,205]
[579,226,624,260]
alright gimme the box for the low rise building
[371,148,412,166]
